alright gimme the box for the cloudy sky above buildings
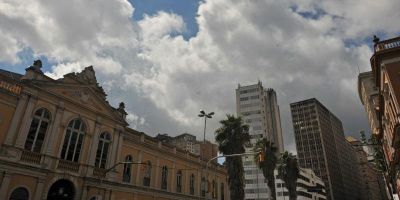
[1,0,400,153]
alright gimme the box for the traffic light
[258,151,265,162]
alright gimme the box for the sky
[1,0,400,153]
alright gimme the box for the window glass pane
[43,110,50,119]
[101,143,109,168]
[24,118,39,151]
[33,120,48,152]
[73,120,81,129]
[61,130,71,159]
[95,141,103,167]
[74,133,84,162]
[67,132,77,161]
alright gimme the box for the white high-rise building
[275,168,327,200]
[236,81,284,200]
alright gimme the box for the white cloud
[1,0,400,153]
[126,111,147,129]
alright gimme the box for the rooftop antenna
[357,64,361,74]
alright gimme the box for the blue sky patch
[129,0,201,40]
[0,48,53,75]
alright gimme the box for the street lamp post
[198,110,214,143]
[198,110,214,199]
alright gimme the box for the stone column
[44,104,64,156]
[15,95,37,148]
[0,172,12,200]
[88,122,101,166]
[108,129,120,169]
[33,178,45,200]
[115,131,124,164]
[170,161,176,192]
[80,186,88,200]
[135,150,143,185]
[184,165,189,194]
[4,94,28,145]
[197,170,201,196]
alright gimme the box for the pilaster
[109,128,121,168]
[44,103,64,155]
[15,95,37,148]
[0,172,12,200]
[5,94,28,145]
[155,157,160,188]
[88,122,101,166]
[170,161,176,192]
[33,177,45,200]
[135,150,143,185]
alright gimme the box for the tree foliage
[215,114,250,200]
[254,138,278,200]
[278,151,299,200]
[369,134,386,171]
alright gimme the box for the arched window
[189,174,195,195]
[122,155,132,183]
[143,161,152,186]
[176,170,182,193]
[9,187,29,200]
[161,166,168,190]
[201,177,206,197]
[60,119,85,162]
[25,108,51,152]
[95,132,111,169]
[220,183,224,200]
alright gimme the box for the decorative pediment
[28,65,128,126]
[60,66,107,100]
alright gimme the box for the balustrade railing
[20,150,41,165]
[57,159,80,173]
[375,37,400,52]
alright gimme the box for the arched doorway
[47,179,75,200]
[9,187,29,200]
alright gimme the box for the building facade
[358,71,380,136]
[154,133,218,162]
[290,98,361,200]
[275,168,326,200]
[365,35,400,196]
[0,61,228,200]
[236,82,284,200]
[346,136,389,200]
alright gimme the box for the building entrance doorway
[47,179,75,200]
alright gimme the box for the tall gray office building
[236,82,284,200]
[291,98,361,200]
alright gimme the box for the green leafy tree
[254,139,278,200]
[215,115,250,200]
[278,151,299,200]
[369,134,386,171]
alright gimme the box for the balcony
[375,36,400,52]
[57,159,80,173]
[20,150,41,165]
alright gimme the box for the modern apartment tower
[291,98,361,200]
[236,81,284,200]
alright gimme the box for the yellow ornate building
[0,61,228,200]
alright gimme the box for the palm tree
[254,139,278,200]
[278,151,299,200]
[215,114,250,200]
